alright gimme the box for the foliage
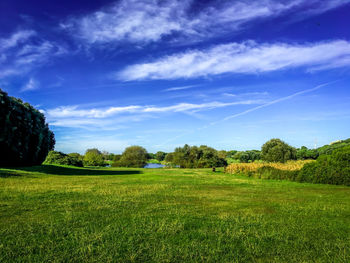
[168,144,227,168]
[113,146,148,168]
[44,151,83,167]
[233,150,261,163]
[298,145,350,186]
[0,89,55,166]
[296,146,319,160]
[261,138,296,163]
[83,148,105,166]
[316,138,350,155]
[155,151,167,161]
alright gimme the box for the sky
[1,0,350,154]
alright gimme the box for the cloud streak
[44,99,264,129]
[63,0,350,45]
[0,30,67,78]
[117,40,350,80]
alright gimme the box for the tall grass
[225,160,313,174]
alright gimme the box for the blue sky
[1,0,350,154]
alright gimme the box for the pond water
[144,163,166,168]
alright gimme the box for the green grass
[0,165,349,262]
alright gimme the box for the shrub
[298,146,350,186]
[44,151,83,167]
[0,89,55,166]
[113,146,148,168]
[261,138,296,163]
[83,148,105,166]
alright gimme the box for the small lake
[144,163,165,168]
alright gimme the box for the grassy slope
[0,165,349,263]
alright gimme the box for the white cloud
[44,99,264,130]
[21,78,39,92]
[62,0,350,45]
[163,85,197,92]
[0,30,67,78]
[117,40,350,80]
[0,30,36,50]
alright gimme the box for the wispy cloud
[0,30,67,78]
[62,0,350,45]
[21,78,39,92]
[117,40,350,80]
[45,99,263,129]
[163,85,198,92]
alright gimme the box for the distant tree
[114,146,148,168]
[164,152,174,163]
[167,144,227,168]
[155,151,167,161]
[217,150,228,159]
[83,148,105,166]
[261,139,296,163]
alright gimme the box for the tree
[0,89,55,166]
[114,146,148,168]
[155,151,167,161]
[261,139,296,163]
[83,148,105,166]
[166,144,227,168]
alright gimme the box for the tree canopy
[114,146,148,168]
[83,148,105,166]
[261,139,296,163]
[0,89,55,166]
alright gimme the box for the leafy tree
[114,146,148,168]
[83,148,105,166]
[0,89,55,166]
[155,151,167,161]
[167,144,227,168]
[261,139,296,163]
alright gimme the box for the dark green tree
[261,139,296,163]
[0,89,55,166]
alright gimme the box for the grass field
[0,165,349,262]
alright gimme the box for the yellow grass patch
[225,160,314,174]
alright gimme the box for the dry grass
[225,160,314,174]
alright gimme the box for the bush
[261,138,296,163]
[113,146,148,168]
[44,151,83,167]
[83,148,105,166]
[0,89,55,166]
[298,146,350,186]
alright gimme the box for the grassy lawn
[0,166,349,262]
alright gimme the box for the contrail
[156,81,335,147]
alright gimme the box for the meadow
[0,165,349,262]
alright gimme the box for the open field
[0,165,349,262]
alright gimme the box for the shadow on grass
[4,165,142,176]
[0,170,24,178]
